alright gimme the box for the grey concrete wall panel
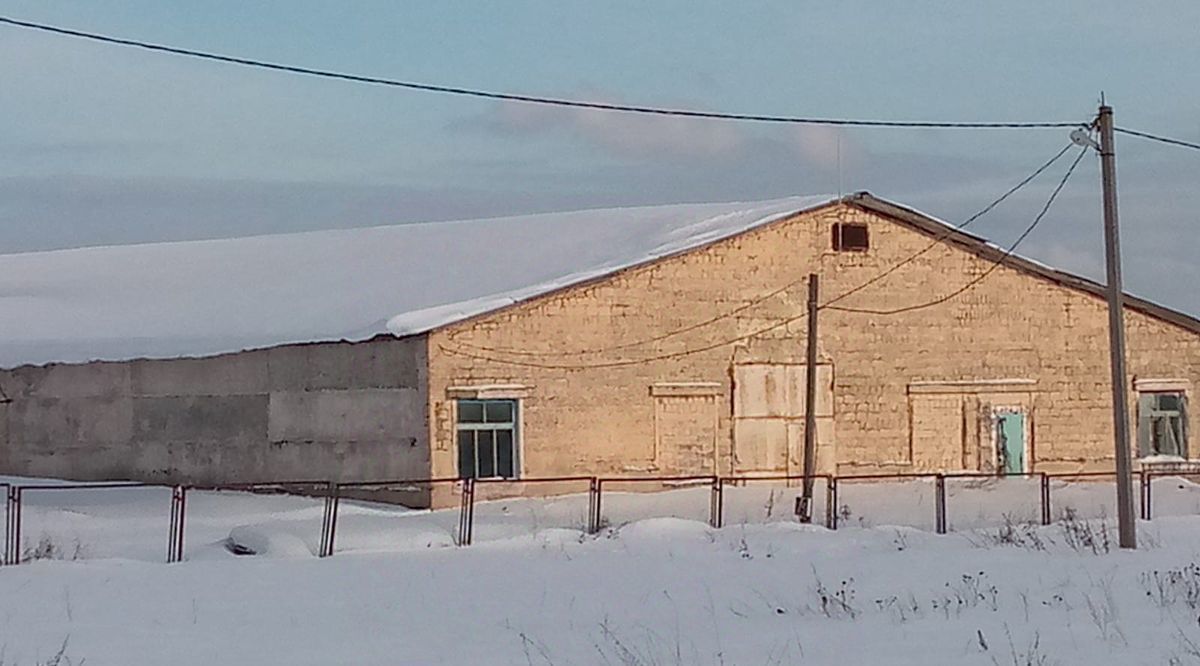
[131,351,269,397]
[263,439,427,482]
[0,335,431,499]
[0,403,8,468]
[267,337,422,391]
[6,362,131,399]
[132,395,268,443]
[268,389,421,443]
[10,397,134,445]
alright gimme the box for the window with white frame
[1138,391,1188,458]
[456,399,518,478]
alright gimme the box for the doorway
[732,363,833,475]
[994,410,1027,474]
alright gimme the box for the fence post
[1140,471,1151,521]
[709,477,723,529]
[466,479,475,546]
[825,477,838,530]
[934,474,947,534]
[167,485,187,563]
[167,486,177,563]
[177,486,187,563]
[1040,474,1051,526]
[319,483,331,558]
[592,479,604,534]
[4,486,20,565]
[319,482,340,558]
[329,484,340,556]
[586,478,598,534]
[457,478,475,547]
[2,486,9,566]
[7,487,21,565]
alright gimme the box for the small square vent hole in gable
[832,223,869,251]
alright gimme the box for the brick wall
[426,203,1200,480]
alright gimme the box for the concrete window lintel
[649,382,722,398]
[446,384,532,400]
[907,379,1037,395]
[1134,378,1191,393]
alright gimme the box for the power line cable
[441,146,1088,370]
[11,17,1195,155]
[448,140,1078,358]
[825,145,1088,316]
[1113,127,1200,152]
[0,15,1086,129]
[818,141,1076,310]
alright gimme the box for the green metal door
[997,413,1025,474]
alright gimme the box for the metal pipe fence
[711,475,835,530]
[458,478,474,546]
[940,472,1047,531]
[172,480,333,561]
[168,485,186,563]
[833,472,943,532]
[1042,470,1123,524]
[592,475,718,534]
[1137,470,1200,520]
[6,482,163,565]
[319,482,339,558]
[4,484,17,566]
[6,468,1196,566]
[336,477,467,548]
[467,476,597,543]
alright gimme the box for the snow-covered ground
[5,476,1200,664]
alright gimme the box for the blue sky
[1,2,1198,311]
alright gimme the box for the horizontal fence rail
[0,468,1178,566]
[470,476,598,541]
[1043,470,1123,526]
[1131,470,1200,521]
[941,471,1049,530]
[709,474,835,530]
[6,482,163,566]
[592,475,718,534]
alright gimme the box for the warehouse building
[0,193,1196,505]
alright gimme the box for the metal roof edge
[845,192,1200,336]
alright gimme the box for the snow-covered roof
[0,195,837,367]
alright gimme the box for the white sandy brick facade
[427,196,1200,483]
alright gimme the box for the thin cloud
[476,97,747,160]
[786,125,862,174]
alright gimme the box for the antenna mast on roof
[836,134,843,198]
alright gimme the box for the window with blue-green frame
[456,399,518,479]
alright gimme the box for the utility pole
[798,273,819,523]
[1098,103,1137,549]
